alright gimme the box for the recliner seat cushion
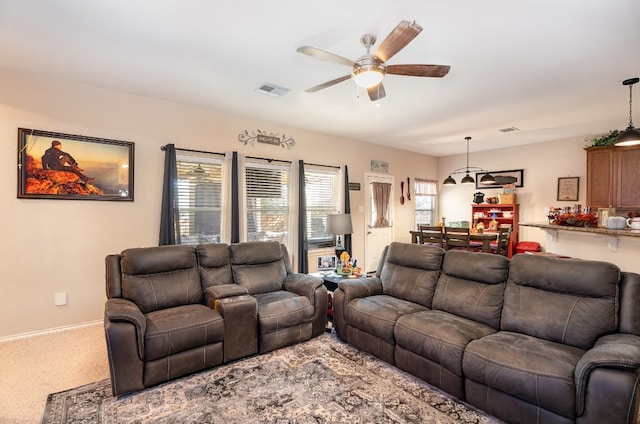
[346,294,429,344]
[144,304,224,361]
[395,310,496,376]
[254,291,313,334]
[463,331,584,419]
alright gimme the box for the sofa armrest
[105,298,146,359]
[283,273,324,300]
[338,276,383,301]
[575,333,640,415]
[204,284,249,308]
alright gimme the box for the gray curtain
[231,151,240,243]
[343,166,352,256]
[297,160,308,273]
[372,182,391,227]
[159,144,180,245]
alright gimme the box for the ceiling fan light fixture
[615,77,640,147]
[352,66,385,88]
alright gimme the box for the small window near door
[414,178,438,226]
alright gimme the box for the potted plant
[586,130,621,147]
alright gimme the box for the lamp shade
[615,127,640,146]
[460,173,475,184]
[326,213,353,235]
[480,172,496,184]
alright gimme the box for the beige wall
[0,70,438,338]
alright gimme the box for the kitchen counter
[520,222,640,251]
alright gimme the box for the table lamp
[326,213,353,260]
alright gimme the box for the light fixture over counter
[615,77,640,147]
[443,137,495,186]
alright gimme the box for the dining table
[410,230,498,253]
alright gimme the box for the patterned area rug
[42,333,502,423]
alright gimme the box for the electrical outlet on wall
[54,292,67,306]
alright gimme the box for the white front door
[364,173,394,274]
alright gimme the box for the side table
[309,272,351,332]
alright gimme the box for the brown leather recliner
[104,245,225,396]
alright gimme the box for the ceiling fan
[296,20,450,101]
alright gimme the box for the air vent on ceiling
[499,127,520,133]
[255,82,290,98]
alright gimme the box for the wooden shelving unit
[471,203,519,257]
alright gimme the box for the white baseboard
[0,320,102,343]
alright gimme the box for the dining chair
[418,225,445,248]
[444,227,472,251]
[491,226,512,256]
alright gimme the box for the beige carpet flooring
[0,323,110,424]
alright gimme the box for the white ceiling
[1,1,639,156]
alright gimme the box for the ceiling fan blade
[386,64,450,78]
[296,46,355,67]
[367,83,386,101]
[305,74,352,93]
[374,20,423,63]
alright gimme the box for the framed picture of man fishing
[17,128,135,201]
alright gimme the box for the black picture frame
[17,128,134,201]
[557,177,580,201]
[475,169,524,189]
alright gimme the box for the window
[176,154,224,245]
[414,178,438,226]
[305,166,340,249]
[245,161,290,246]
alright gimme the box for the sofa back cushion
[432,250,509,329]
[196,243,233,288]
[230,241,286,294]
[502,254,620,349]
[120,245,201,313]
[380,242,445,307]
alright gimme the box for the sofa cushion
[379,242,445,307]
[121,245,202,313]
[463,331,584,419]
[230,241,286,294]
[144,304,224,361]
[197,243,233,288]
[253,291,313,334]
[502,255,620,349]
[396,310,496,376]
[432,250,509,329]
[345,294,429,344]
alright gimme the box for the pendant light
[615,77,640,147]
[442,137,496,186]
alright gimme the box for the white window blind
[414,178,438,226]
[176,154,223,245]
[245,161,290,245]
[305,166,340,249]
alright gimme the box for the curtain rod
[160,145,338,169]
[160,145,224,156]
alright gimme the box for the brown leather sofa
[104,241,326,396]
[333,242,640,424]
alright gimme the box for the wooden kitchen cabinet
[586,145,640,209]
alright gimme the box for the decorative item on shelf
[499,183,517,204]
[326,213,353,261]
[546,207,563,224]
[627,211,640,231]
[488,213,499,231]
[442,137,495,186]
[552,212,598,227]
[605,216,627,230]
[473,192,485,204]
[615,77,640,146]
[485,196,498,204]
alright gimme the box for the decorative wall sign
[557,177,579,201]
[17,128,134,201]
[370,160,389,173]
[238,129,295,149]
[348,182,361,191]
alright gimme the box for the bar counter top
[520,222,640,238]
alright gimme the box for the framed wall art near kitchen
[475,169,524,189]
[557,176,579,201]
[17,128,135,201]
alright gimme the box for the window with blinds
[245,162,290,245]
[414,178,438,226]
[176,155,223,245]
[305,166,340,249]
